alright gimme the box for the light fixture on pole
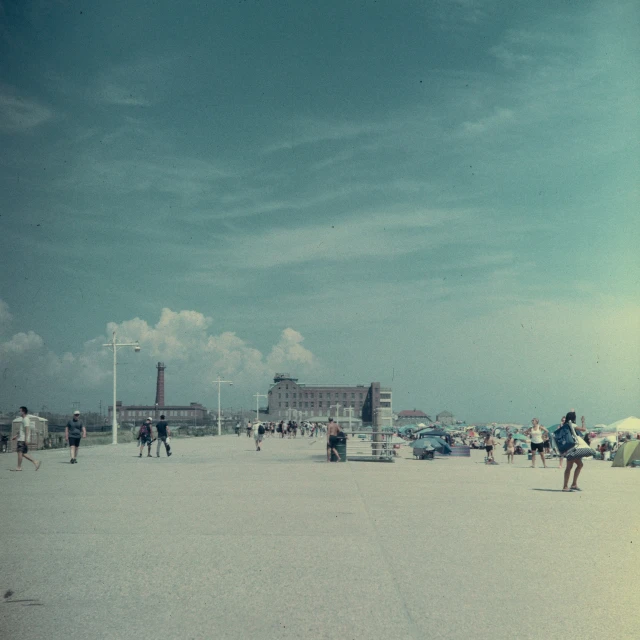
[330,403,341,421]
[213,376,233,437]
[102,330,141,445]
[254,392,267,422]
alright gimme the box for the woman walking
[563,412,588,492]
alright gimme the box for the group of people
[237,420,327,440]
[9,406,87,470]
[137,416,172,458]
[7,406,175,470]
[485,411,590,491]
[244,417,344,460]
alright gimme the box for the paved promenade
[1,435,638,640]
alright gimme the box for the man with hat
[65,410,87,464]
[138,417,153,458]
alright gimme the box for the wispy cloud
[262,119,385,154]
[0,85,53,133]
[96,83,150,107]
[459,107,515,136]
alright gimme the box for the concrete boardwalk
[1,435,638,640]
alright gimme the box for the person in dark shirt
[65,410,86,464]
[138,418,153,458]
[155,415,172,457]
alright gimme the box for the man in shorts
[155,415,172,458]
[138,418,153,457]
[253,422,265,451]
[65,410,87,464]
[484,432,496,463]
[326,418,342,462]
[11,406,41,472]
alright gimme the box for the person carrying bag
[557,412,595,492]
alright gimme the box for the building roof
[437,410,454,417]
[398,410,430,418]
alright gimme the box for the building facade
[106,362,208,426]
[108,401,207,425]
[436,410,454,425]
[267,373,392,424]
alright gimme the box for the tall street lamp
[254,392,267,422]
[102,330,140,445]
[213,376,233,436]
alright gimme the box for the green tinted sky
[1,0,638,424]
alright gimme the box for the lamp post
[330,403,342,421]
[254,392,267,422]
[102,330,140,445]
[213,376,233,436]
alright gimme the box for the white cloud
[0,85,53,133]
[0,331,44,355]
[263,119,384,154]
[0,306,318,411]
[0,299,12,325]
[459,107,515,136]
[192,207,477,271]
[96,82,150,107]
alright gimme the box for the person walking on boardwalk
[326,418,341,462]
[10,406,41,472]
[253,422,265,451]
[65,410,86,464]
[155,415,172,457]
[138,418,153,458]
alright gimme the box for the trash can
[331,439,347,462]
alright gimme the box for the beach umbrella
[547,424,561,434]
[419,429,448,437]
[512,433,527,441]
[413,436,451,454]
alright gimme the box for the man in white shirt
[11,406,41,471]
[253,422,265,451]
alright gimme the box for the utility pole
[254,393,267,422]
[213,377,233,436]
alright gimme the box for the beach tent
[608,417,640,434]
[611,441,640,467]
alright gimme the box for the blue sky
[1,0,638,425]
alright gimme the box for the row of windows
[277,392,364,400]
[278,402,362,410]
[120,409,197,418]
